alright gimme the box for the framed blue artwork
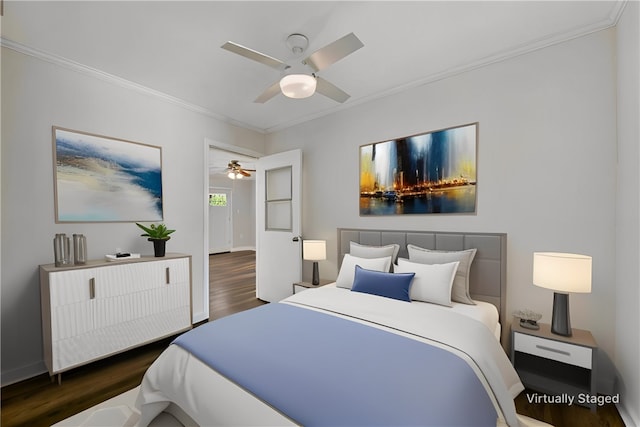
[53,126,163,222]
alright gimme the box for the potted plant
[136,223,175,257]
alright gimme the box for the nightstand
[511,322,597,411]
[292,280,332,294]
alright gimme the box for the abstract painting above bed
[359,123,478,215]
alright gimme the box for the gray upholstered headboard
[338,228,508,345]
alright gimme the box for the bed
[136,229,524,426]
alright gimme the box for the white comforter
[136,286,524,426]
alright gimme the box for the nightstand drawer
[514,332,592,369]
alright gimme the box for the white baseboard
[231,246,256,252]
[1,361,47,387]
[208,247,255,255]
[192,310,208,324]
[617,402,638,427]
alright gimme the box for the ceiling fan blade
[315,77,350,103]
[303,33,364,72]
[221,41,285,71]
[254,81,282,103]
[238,169,251,177]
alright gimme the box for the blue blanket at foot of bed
[173,303,497,426]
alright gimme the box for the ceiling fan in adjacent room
[221,32,364,103]
[226,160,255,179]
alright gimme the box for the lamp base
[550,292,572,336]
[312,261,319,286]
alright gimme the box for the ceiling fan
[221,32,364,103]
[227,160,255,179]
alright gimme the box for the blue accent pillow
[351,265,415,302]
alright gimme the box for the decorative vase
[150,239,167,257]
[73,234,87,265]
[53,234,71,267]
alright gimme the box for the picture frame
[52,126,164,223]
[359,122,477,215]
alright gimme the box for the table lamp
[533,252,592,337]
[303,240,326,285]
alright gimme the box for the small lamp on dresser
[533,252,592,337]
[303,240,326,285]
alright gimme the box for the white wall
[0,47,265,385]
[267,30,619,390]
[209,175,256,251]
[614,2,640,424]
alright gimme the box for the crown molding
[263,6,623,133]
[1,1,624,136]
[609,0,629,25]
[0,37,266,134]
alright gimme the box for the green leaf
[136,222,175,240]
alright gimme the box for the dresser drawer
[514,332,592,369]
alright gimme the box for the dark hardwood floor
[0,337,171,427]
[209,250,266,320]
[1,250,624,427]
[515,389,624,427]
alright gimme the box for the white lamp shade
[303,240,326,261]
[280,74,316,99]
[533,252,592,293]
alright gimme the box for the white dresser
[40,253,192,381]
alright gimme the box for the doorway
[205,141,260,321]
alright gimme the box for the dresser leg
[49,373,63,384]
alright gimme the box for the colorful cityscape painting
[360,123,477,215]
[53,127,163,222]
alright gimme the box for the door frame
[202,138,262,322]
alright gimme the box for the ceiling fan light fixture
[279,74,316,99]
[226,160,253,179]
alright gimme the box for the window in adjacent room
[209,193,227,207]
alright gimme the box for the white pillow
[407,245,477,305]
[336,254,393,289]
[395,258,459,307]
[350,241,400,265]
